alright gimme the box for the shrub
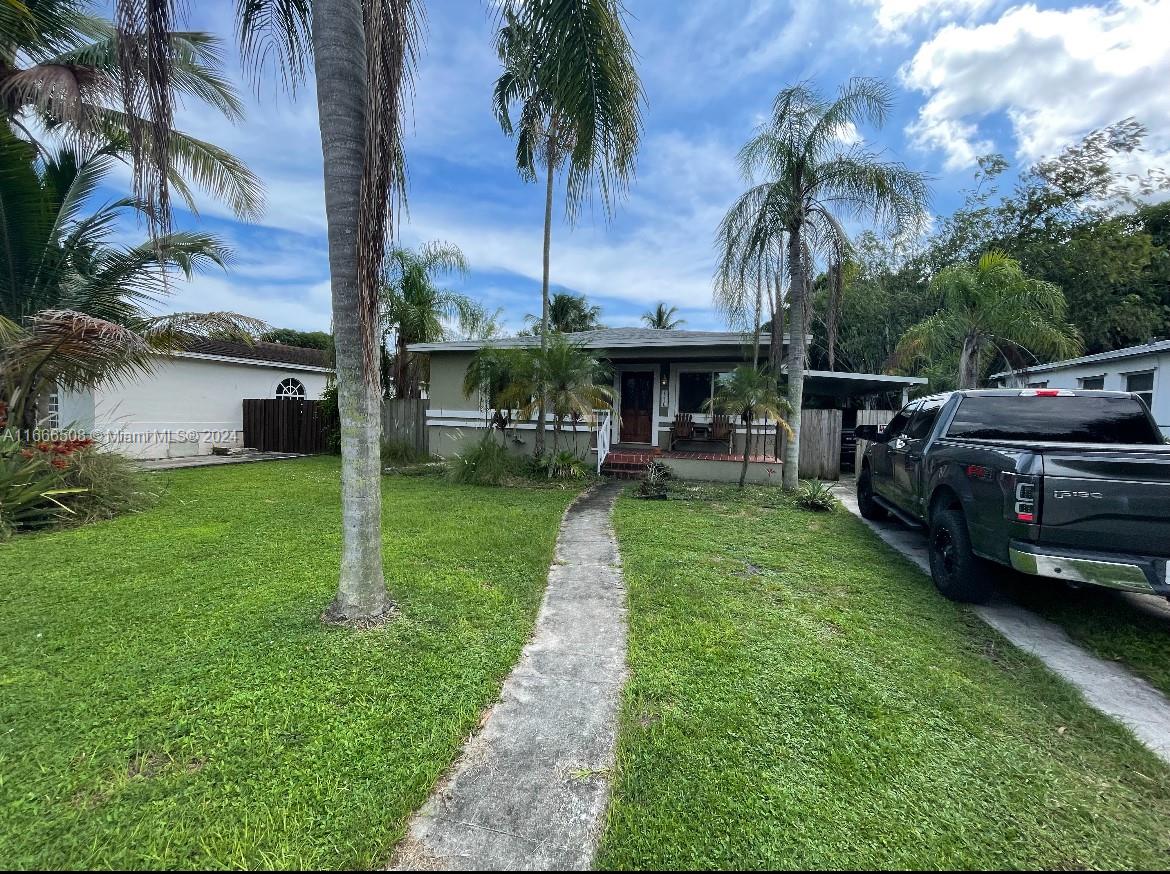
[59,446,158,523]
[0,438,83,538]
[634,460,673,500]
[320,383,341,454]
[381,438,430,466]
[531,450,590,480]
[449,434,518,485]
[793,479,837,512]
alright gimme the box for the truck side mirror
[855,424,883,442]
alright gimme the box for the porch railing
[596,409,612,474]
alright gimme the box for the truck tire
[857,468,887,521]
[928,506,993,603]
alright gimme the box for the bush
[59,445,158,523]
[320,384,341,454]
[449,434,519,485]
[793,479,837,512]
[530,450,590,481]
[381,438,429,466]
[634,460,673,500]
[0,440,77,538]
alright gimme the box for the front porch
[598,445,784,484]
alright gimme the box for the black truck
[855,389,1170,603]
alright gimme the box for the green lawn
[597,486,1170,870]
[0,457,579,869]
[999,574,1170,698]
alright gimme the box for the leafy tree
[2,0,263,220]
[0,134,261,430]
[707,366,792,489]
[379,241,471,399]
[457,300,505,341]
[492,0,641,454]
[261,328,333,350]
[896,251,1081,389]
[717,78,929,488]
[641,302,684,329]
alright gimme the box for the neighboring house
[54,339,332,459]
[411,328,924,481]
[990,340,1169,437]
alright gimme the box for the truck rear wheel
[857,469,887,521]
[928,506,993,603]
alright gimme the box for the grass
[998,575,1170,698]
[0,457,580,869]
[597,485,1170,870]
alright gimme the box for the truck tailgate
[1040,448,1170,556]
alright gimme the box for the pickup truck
[854,389,1170,603]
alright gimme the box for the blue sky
[98,0,1170,334]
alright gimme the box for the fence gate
[853,409,896,473]
[243,398,330,454]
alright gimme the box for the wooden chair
[709,414,733,453]
[669,412,694,450]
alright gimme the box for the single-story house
[410,328,925,482]
[990,340,1169,437]
[52,339,332,459]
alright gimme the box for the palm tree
[707,365,793,489]
[497,335,613,457]
[896,250,1081,389]
[641,302,684,330]
[0,133,262,431]
[492,0,641,455]
[716,78,929,489]
[2,0,264,221]
[380,241,471,399]
[526,291,603,335]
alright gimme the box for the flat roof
[802,370,927,399]
[990,340,1170,379]
[409,328,797,353]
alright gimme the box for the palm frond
[236,0,313,94]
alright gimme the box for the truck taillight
[1019,388,1074,397]
[1001,472,1040,524]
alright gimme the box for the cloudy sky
[99,0,1170,334]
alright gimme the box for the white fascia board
[171,351,334,373]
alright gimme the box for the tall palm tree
[492,0,641,455]
[2,0,264,221]
[896,250,1081,389]
[526,291,603,334]
[641,302,684,330]
[0,133,262,430]
[380,241,471,399]
[717,78,929,489]
[708,365,793,489]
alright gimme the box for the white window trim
[670,361,740,425]
[1122,367,1156,407]
[275,377,307,399]
[1078,374,1107,390]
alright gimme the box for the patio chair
[669,412,694,450]
[709,414,733,454]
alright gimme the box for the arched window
[276,377,306,399]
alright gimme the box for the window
[882,403,917,438]
[1079,375,1105,390]
[1126,371,1155,410]
[904,396,945,440]
[677,370,732,414]
[1026,380,1049,389]
[946,395,1160,444]
[46,388,60,429]
[276,377,306,399]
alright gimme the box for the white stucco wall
[999,350,1169,437]
[57,354,331,459]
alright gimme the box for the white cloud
[901,0,1170,171]
[866,0,996,35]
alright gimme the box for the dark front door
[620,371,654,444]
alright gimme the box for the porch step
[599,450,656,479]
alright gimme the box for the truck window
[882,405,915,438]
[904,397,945,440]
[946,395,1162,443]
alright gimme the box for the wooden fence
[854,408,896,473]
[243,398,331,454]
[797,409,843,480]
[381,398,429,454]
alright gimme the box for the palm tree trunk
[740,416,751,489]
[958,334,980,389]
[535,125,556,457]
[313,0,391,624]
[769,272,784,373]
[782,227,805,490]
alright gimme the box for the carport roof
[801,369,927,399]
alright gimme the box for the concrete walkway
[835,484,1170,765]
[391,482,628,871]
